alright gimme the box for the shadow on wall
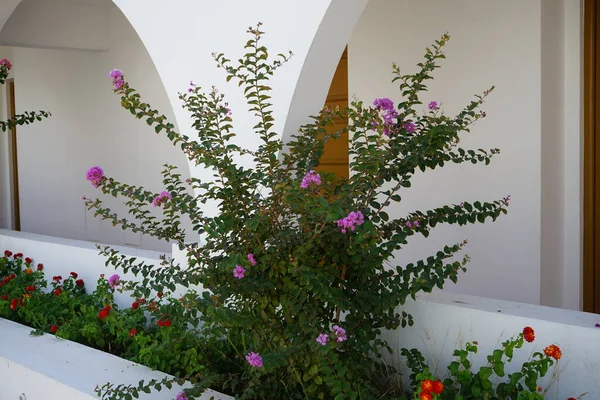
[0,0,192,253]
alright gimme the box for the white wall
[0,0,192,253]
[348,0,581,308]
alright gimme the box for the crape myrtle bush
[86,25,509,399]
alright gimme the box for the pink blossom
[109,69,123,79]
[247,253,256,266]
[336,211,364,233]
[233,265,246,279]
[86,166,104,188]
[108,274,120,289]
[332,325,347,342]
[428,101,439,110]
[152,191,172,207]
[176,392,188,400]
[403,122,416,133]
[0,58,12,70]
[245,352,263,368]
[316,333,329,346]
[300,170,321,190]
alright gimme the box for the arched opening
[0,0,190,253]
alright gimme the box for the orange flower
[419,393,433,400]
[523,326,535,343]
[24,268,32,275]
[432,380,444,395]
[421,380,434,393]
[543,344,562,360]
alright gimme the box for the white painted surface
[390,291,600,399]
[0,318,233,400]
[0,1,191,252]
[0,0,587,309]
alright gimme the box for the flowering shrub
[0,58,51,132]
[403,327,582,400]
[84,26,511,399]
[0,251,237,383]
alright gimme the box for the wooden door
[584,0,600,313]
[8,80,20,231]
[317,48,349,180]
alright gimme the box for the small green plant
[404,327,583,400]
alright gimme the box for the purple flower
[113,79,124,90]
[595,323,600,328]
[300,170,322,190]
[428,101,439,110]
[332,325,347,342]
[108,274,120,289]
[406,220,419,229]
[152,191,172,207]
[406,221,412,228]
[373,98,395,111]
[109,69,123,79]
[233,265,246,279]
[245,352,263,368]
[503,194,511,206]
[336,211,365,233]
[175,392,188,400]
[225,107,232,116]
[459,202,465,208]
[247,253,257,266]
[403,122,416,133]
[316,333,329,346]
[86,166,104,188]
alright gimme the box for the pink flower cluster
[0,58,12,71]
[336,211,364,233]
[233,265,246,279]
[109,69,124,90]
[503,194,511,206]
[332,325,347,342]
[246,352,263,368]
[406,220,420,229]
[86,166,104,188]
[403,122,416,133]
[428,101,439,111]
[316,325,348,345]
[175,391,188,400]
[108,274,120,289]
[152,191,172,207]
[373,97,398,136]
[300,170,321,190]
[247,253,256,266]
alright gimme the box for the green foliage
[0,60,51,132]
[84,25,509,399]
[405,328,576,400]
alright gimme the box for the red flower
[10,298,23,310]
[52,276,62,282]
[1,295,7,300]
[157,292,163,298]
[129,328,137,337]
[37,263,43,271]
[98,306,111,319]
[26,285,35,292]
[419,393,432,400]
[50,325,58,334]
[432,380,444,395]
[75,279,84,287]
[131,302,139,310]
[523,326,535,343]
[25,257,32,264]
[70,272,78,279]
[421,380,434,393]
[14,253,23,258]
[157,316,171,327]
[54,287,62,296]
[544,344,562,360]
[4,250,12,257]
[136,297,146,305]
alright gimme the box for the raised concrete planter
[0,318,233,400]
[2,230,600,399]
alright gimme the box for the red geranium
[1,295,8,300]
[432,380,444,395]
[50,325,58,333]
[54,287,62,296]
[157,315,171,327]
[4,250,12,257]
[75,279,84,287]
[129,328,137,337]
[37,263,43,271]
[98,305,111,319]
[52,276,62,282]
[131,302,139,310]
[14,253,22,258]
[26,285,36,292]
[70,272,78,279]
[25,257,32,264]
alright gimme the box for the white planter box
[0,318,233,400]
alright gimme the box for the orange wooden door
[317,48,349,180]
